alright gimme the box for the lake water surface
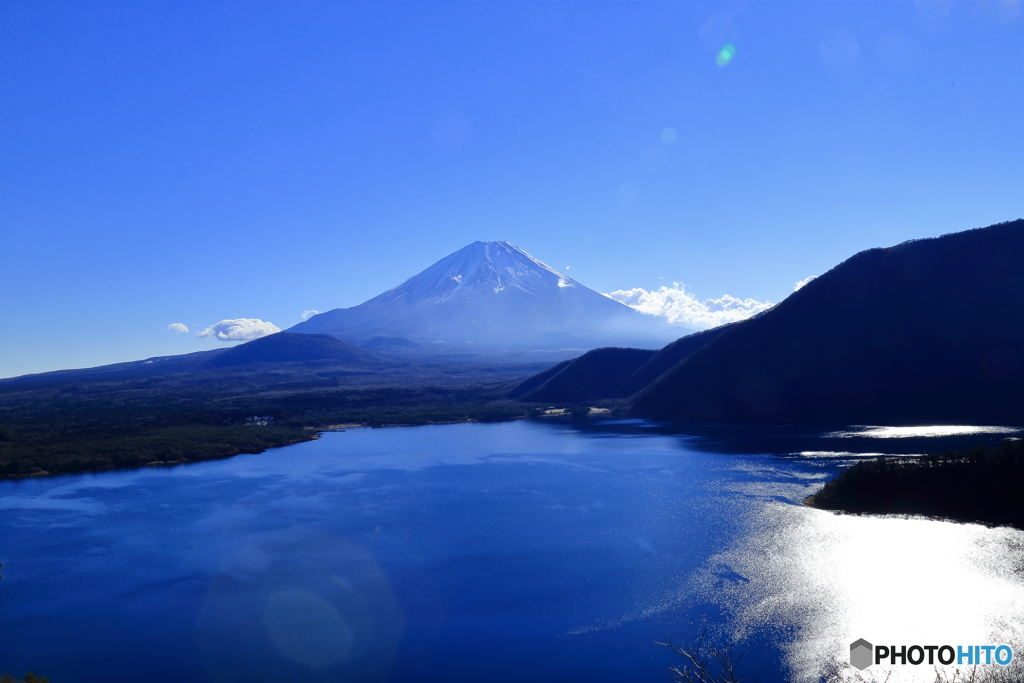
[2,419,1023,682]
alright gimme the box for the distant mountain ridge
[0,349,224,391]
[202,333,378,368]
[289,241,687,351]
[508,325,733,403]
[511,220,1024,425]
[2,241,688,386]
[0,333,385,391]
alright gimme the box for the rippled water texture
[0,420,1022,682]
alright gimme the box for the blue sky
[2,0,1022,378]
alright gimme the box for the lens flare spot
[660,127,678,144]
[262,588,354,669]
[716,43,737,66]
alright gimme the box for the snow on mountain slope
[288,241,688,350]
[367,241,578,305]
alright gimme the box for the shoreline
[0,414,535,481]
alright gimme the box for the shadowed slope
[624,324,737,391]
[0,350,225,391]
[632,220,1024,424]
[506,358,577,401]
[508,325,734,404]
[509,348,656,403]
[203,333,378,368]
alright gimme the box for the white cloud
[605,283,773,329]
[198,318,281,342]
[167,322,189,333]
[301,310,320,320]
[794,275,818,291]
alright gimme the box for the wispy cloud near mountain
[198,318,281,342]
[605,284,772,329]
[167,323,189,333]
[794,276,818,291]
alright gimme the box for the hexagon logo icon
[850,638,873,670]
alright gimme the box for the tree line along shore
[0,367,552,479]
[806,438,1024,530]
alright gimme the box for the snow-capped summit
[368,241,576,305]
[288,241,687,352]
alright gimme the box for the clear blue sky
[2,0,1022,378]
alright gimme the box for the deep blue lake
[2,419,1024,682]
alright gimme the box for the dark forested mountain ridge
[0,349,225,391]
[202,333,378,368]
[288,241,688,350]
[507,325,734,403]
[618,323,738,391]
[0,334,381,391]
[631,220,1024,424]
[507,347,657,403]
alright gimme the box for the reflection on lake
[0,420,1022,682]
[826,425,1021,439]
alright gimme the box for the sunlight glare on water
[795,451,887,458]
[827,425,1020,439]
[696,501,1024,682]
[2,421,1023,682]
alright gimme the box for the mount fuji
[288,241,688,352]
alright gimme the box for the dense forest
[0,359,548,478]
[0,674,49,683]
